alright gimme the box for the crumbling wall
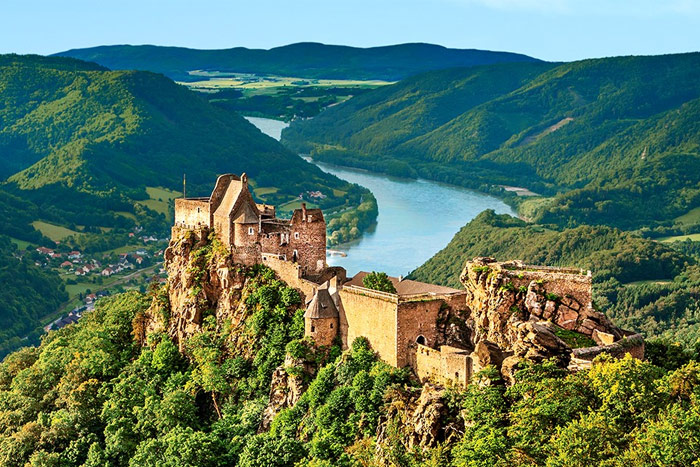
[413,344,471,387]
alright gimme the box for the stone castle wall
[261,255,318,302]
[413,344,471,387]
[289,211,327,274]
[174,199,210,229]
[339,287,399,367]
[305,316,339,347]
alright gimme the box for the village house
[68,250,82,260]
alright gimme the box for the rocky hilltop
[450,257,644,382]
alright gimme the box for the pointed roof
[304,288,339,319]
[212,173,260,224]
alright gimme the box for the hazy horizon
[2,0,699,62]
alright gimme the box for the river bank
[246,116,516,276]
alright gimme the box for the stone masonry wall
[174,199,210,229]
[261,256,318,302]
[395,300,444,368]
[289,210,326,274]
[305,316,339,347]
[339,287,399,366]
[413,344,471,388]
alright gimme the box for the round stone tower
[304,288,339,347]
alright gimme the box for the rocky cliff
[141,228,250,349]
[453,257,633,381]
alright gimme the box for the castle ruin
[172,174,644,388]
[174,173,326,275]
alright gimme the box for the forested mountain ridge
[283,52,700,229]
[0,54,369,237]
[54,42,541,81]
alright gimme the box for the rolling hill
[54,42,540,81]
[0,54,367,238]
[283,53,700,229]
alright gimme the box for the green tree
[362,271,397,294]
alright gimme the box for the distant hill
[54,42,541,81]
[283,53,700,229]
[0,54,365,239]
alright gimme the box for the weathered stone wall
[174,199,210,229]
[395,299,444,368]
[261,256,317,301]
[289,208,326,274]
[413,344,471,388]
[572,333,645,362]
[339,287,399,366]
[305,316,339,347]
[209,174,238,212]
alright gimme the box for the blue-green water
[246,116,516,277]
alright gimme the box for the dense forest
[409,210,700,346]
[1,272,698,466]
[0,236,67,358]
[55,43,539,81]
[283,53,700,230]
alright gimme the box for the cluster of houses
[42,247,155,277]
[302,190,327,200]
[44,290,111,332]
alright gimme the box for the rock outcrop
[144,228,248,349]
[457,257,628,380]
[259,354,314,432]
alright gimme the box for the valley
[246,116,515,276]
[1,22,700,465]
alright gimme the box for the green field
[64,281,99,299]
[278,200,319,212]
[138,186,181,221]
[658,233,700,243]
[675,207,700,225]
[182,73,393,93]
[9,237,33,250]
[32,221,83,242]
[254,186,279,196]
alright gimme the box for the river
[246,116,516,277]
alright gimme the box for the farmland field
[32,221,83,242]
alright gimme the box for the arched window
[311,325,315,333]
[294,232,300,240]
[292,250,298,262]
[330,323,333,329]
[248,227,254,235]
[416,335,426,345]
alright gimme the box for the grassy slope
[284,53,700,229]
[54,42,540,81]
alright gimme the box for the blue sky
[2,0,699,61]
